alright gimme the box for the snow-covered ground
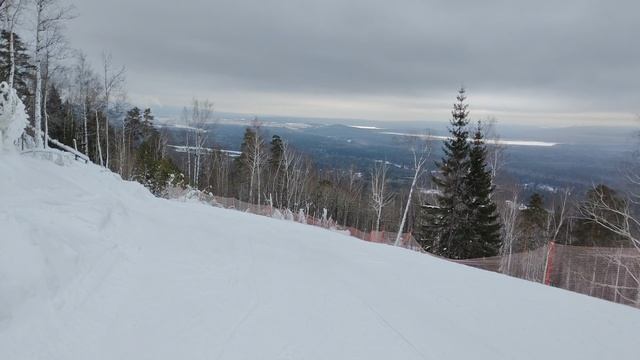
[1,152,639,360]
[168,145,242,157]
[349,125,384,130]
[381,131,559,147]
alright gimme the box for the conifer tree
[126,107,182,196]
[417,88,472,258]
[466,122,501,257]
[45,84,64,140]
[124,107,144,146]
[0,30,34,104]
[416,89,502,259]
[142,108,154,129]
[516,193,548,251]
[58,99,77,146]
[233,127,257,201]
[269,135,283,172]
[269,134,285,206]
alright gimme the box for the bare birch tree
[482,117,506,186]
[580,185,640,250]
[281,140,310,210]
[74,52,92,156]
[246,119,267,205]
[101,52,125,169]
[370,160,393,232]
[32,0,73,148]
[499,186,520,274]
[549,187,572,243]
[395,137,431,246]
[40,13,68,149]
[187,99,213,187]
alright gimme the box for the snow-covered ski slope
[1,153,639,360]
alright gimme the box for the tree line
[1,0,183,197]
[5,0,638,263]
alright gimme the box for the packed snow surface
[1,153,639,360]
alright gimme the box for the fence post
[543,241,556,285]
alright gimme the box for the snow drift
[1,153,639,360]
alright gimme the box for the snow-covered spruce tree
[466,121,501,257]
[416,88,473,258]
[0,81,27,149]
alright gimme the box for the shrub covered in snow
[0,81,28,150]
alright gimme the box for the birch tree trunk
[120,121,125,175]
[371,161,392,232]
[82,100,88,155]
[43,82,48,148]
[395,142,430,246]
[34,4,43,148]
[105,93,109,167]
[9,30,15,88]
[96,110,103,166]
[4,1,23,93]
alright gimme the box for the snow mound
[0,82,28,150]
[1,153,639,359]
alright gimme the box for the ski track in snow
[358,296,430,360]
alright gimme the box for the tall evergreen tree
[466,122,501,257]
[269,134,285,206]
[269,135,284,171]
[46,84,65,141]
[417,88,473,259]
[232,127,257,200]
[124,107,144,146]
[416,89,501,259]
[133,131,182,197]
[142,108,154,129]
[516,193,548,251]
[0,30,34,105]
[123,107,182,196]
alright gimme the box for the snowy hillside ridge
[0,81,28,150]
[1,154,640,360]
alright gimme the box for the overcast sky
[65,0,640,125]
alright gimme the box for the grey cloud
[66,0,640,120]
